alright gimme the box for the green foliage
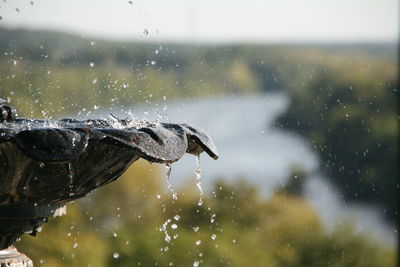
[17,162,396,266]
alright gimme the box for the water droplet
[193,226,199,232]
[173,215,180,221]
[113,252,120,259]
[92,78,97,84]
[193,261,200,267]
[211,234,217,240]
[210,214,216,223]
[89,62,94,68]
[151,60,156,65]
[195,240,201,246]
[39,259,45,264]
[156,194,161,199]
[171,224,177,229]
[39,162,45,168]
[73,243,78,248]
[113,232,117,237]
[93,105,98,110]
[160,219,172,243]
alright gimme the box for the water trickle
[195,156,203,206]
[165,164,178,200]
[68,162,74,186]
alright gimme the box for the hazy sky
[0,0,398,43]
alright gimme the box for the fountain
[0,99,218,266]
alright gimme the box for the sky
[0,0,398,43]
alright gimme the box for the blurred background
[0,0,398,266]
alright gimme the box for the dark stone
[0,107,218,258]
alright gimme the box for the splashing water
[195,156,203,206]
[165,164,178,200]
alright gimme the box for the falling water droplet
[195,240,201,246]
[210,214,216,223]
[193,226,199,232]
[211,234,217,240]
[171,224,177,229]
[73,243,78,248]
[160,219,172,243]
[89,62,95,68]
[193,261,200,267]
[113,252,120,259]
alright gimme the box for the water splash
[195,156,203,206]
[165,164,178,200]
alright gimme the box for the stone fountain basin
[0,118,218,206]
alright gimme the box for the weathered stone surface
[0,118,218,206]
[0,116,218,253]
